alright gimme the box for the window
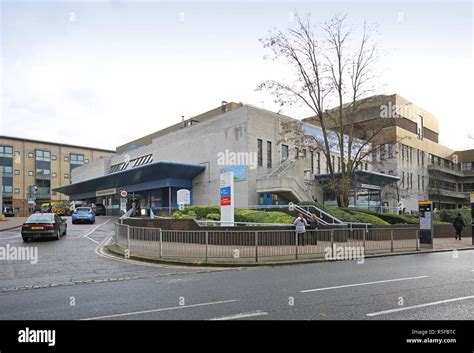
[416,115,424,140]
[316,152,321,174]
[14,169,20,175]
[380,145,386,160]
[64,155,69,162]
[281,144,289,162]
[85,159,89,164]
[267,141,272,168]
[418,175,420,190]
[3,186,12,193]
[36,150,51,162]
[52,155,57,161]
[28,171,33,176]
[401,144,404,161]
[52,173,57,178]
[388,144,393,159]
[401,171,405,188]
[365,163,368,171]
[14,188,20,194]
[3,166,13,175]
[64,173,69,179]
[70,153,85,172]
[337,156,341,172]
[421,151,425,166]
[28,152,34,158]
[257,139,263,167]
[331,156,335,171]
[372,151,377,162]
[0,145,13,158]
[422,176,425,191]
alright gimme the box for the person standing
[131,200,137,217]
[294,213,308,246]
[453,212,466,240]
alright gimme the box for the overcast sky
[1,0,473,151]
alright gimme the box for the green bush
[347,208,419,224]
[206,213,221,221]
[182,206,220,219]
[436,207,472,225]
[234,209,294,224]
[172,211,196,219]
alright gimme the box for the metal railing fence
[113,223,420,263]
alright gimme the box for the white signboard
[120,197,127,213]
[96,188,117,197]
[220,172,234,226]
[177,189,191,205]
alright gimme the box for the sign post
[119,189,128,215]
[418,201,433,249]
[470,194,474,246]
[0,167,3,218]
[177,189,191,211]
[220,172,234,226]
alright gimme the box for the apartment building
[0,136,114,216]
[303,94,474,213]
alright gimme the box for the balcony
[427,163,464,177]
[427,186,468,200]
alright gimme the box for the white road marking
[209,310,269,320]
[366,295,474,317]
[81,299,239,320]
[301,275,429,293]
[0,234,21,240]
[84,236,100,244]
[79,218,113,238]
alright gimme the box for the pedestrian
[453,212,466,240]
[309,213,318,230]
[131,200,137,217]
[294,213,308,246]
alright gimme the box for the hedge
[435,207,472,225]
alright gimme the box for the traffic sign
[119,189,128,198]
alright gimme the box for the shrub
[206,213,221,221]
[172,211,196,219]
[436,207,471,225]
[182,206,220,219]
[326,207,389,225]
[347,208,419,224]
[234,209,294,224]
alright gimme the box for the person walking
[453,212,466,240]
[294,213,308,246]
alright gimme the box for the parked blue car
[72,207,96,224]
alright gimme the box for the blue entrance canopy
[54,160,205,196]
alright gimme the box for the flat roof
[0,135,115,153]
[53,160,205,196]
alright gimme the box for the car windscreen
[26,214,54,223]
[76,208,91,212]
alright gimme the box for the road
[0,217,473,320]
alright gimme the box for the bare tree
[258,13,391,207]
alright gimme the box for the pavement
[0,217,473,320]
[433,236,473,249]
[0,217,28,231]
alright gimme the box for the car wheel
[56,231,61,240]
[22,237,30,243]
